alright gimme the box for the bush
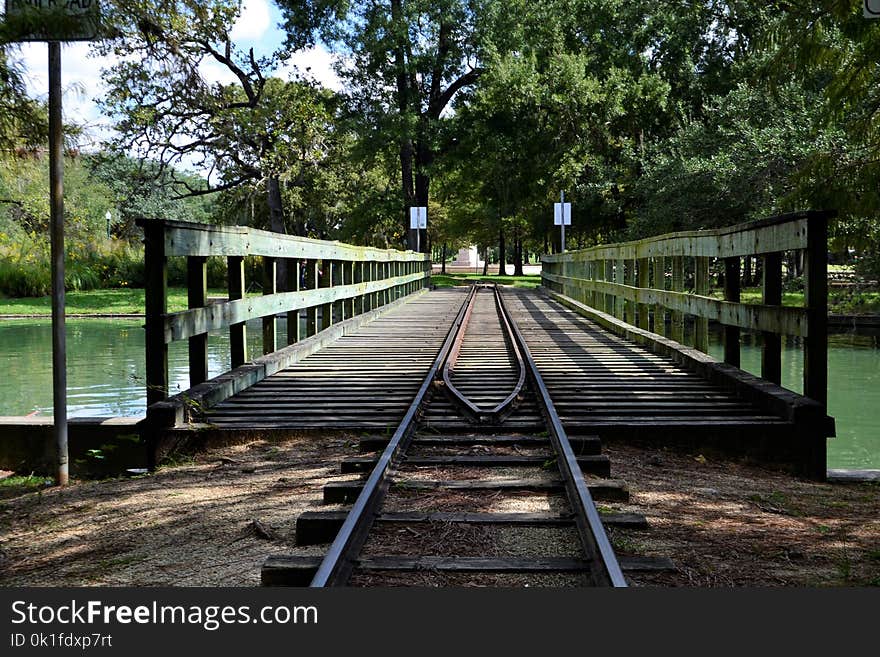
[0,233,146,297]
[854,251,880,283]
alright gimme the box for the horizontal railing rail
[542,210,834,409]
[138,219,431,415]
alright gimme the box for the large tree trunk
[498,228,507,276]
[267,175,288,290]
[513,232,524,276]
[441,242,447,274]
[482,247,489,276]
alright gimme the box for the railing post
[262,256,277,355]
[356,261,365,314]
[187,255,208,387]
[347,261,356,316]
[614,259,624,320]
[604,259,613,315]
[637,258,650,330]
[761,252,783,385]
[804,215,828,408]
[363,261,373,311]
[372,262,379,308]
[307,260,318,337]
[670,256,685,343]
[723,256,741,367]
[332,259,344,322]
[144,221,168,407]
[624,259,636,324]
[286,259,300,345]
[694,256,709,353]
[652,257,666,336]
[228,255,247,368]
[320,259,332,331]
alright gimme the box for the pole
[49,41,68,486]
[560,191,566,253]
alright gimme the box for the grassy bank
[709,287,880,315]
[432,273,542,288]
[0,287,231,315]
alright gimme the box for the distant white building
[450,246,483,268]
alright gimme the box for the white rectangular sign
[866,0,880,18]
[554,202,571,226]
[409,206,427,229]
[4,0,100,41]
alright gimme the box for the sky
[10,0,341,157]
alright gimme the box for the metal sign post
[409,206,427,253]
[554,195,571,253]
[5,1,101,486]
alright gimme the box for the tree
[277,0,488,250]
[96,1,334,237]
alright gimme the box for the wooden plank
[804,214,828,409]
[161,218,429,263]
[320,259,332,332]
[227,255,247,368]
[340,454,610,476]
[323,478,629,503]
[186,255,208,387]
[761,252,782,384]
[541,212,831,263]
[637,258,650,330]
[286,258,300,346]
[262,256,277,355]
[670,256,684,343]
[260,553,670,585]
[294,511,648,546]
[164,271,430,344]
[694,256,709,353]
[144,221,168,406]
[543,272,808,337]
[652,256,666,337]
[723,256,741,367]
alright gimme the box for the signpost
[554,194,571,253]
[865,0,880,18]
[409,206,427,253]
[4,1,101,486]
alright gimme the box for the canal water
[0,318,877,469]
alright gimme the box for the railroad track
[263,285,671,587]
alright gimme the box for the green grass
[432,272,542,289]
[709,287,880,314]
[0,475,52,488]
[0,287,233,315]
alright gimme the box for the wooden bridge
[138,212,834,481]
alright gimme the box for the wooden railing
[139,219,431,409]
[542,211,834,409]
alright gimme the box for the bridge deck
[205,287,789,435]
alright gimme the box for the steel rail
[310,285,478,587]
[496,288,628,587]
[442,285,526,423]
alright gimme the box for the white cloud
[16,41,116,149]
[278,44,342,91]
[230,0,271,42]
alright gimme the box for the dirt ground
[1,433,878,587]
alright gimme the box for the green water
[706,329,880,470]
[0,318,877,469]
[0,318,269,418]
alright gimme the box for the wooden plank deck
[205,287,793,438]
[205,288,469,429]
[503,289,791,438]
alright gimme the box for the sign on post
[409,206,427,230]
[554,202,571,226]
[866,0,880,17]
[4,0,101,41]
